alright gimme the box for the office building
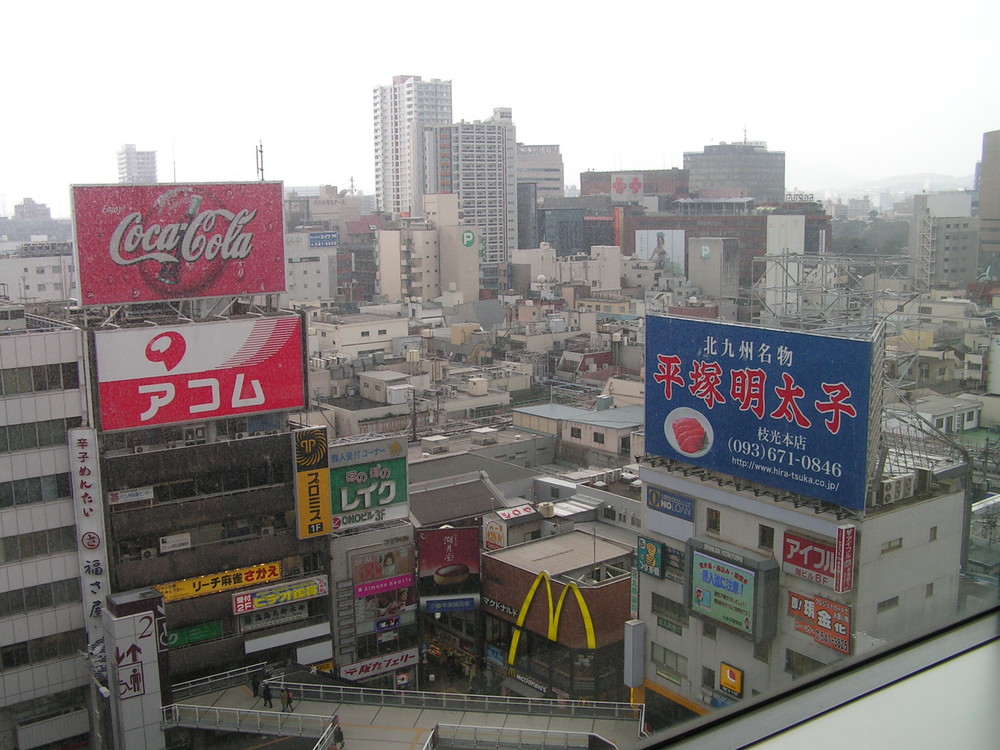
[979,130,1000,276]
[424,108,518,286]
[517,144,564,203]
[683,141,785,204]
[909,192,978,292]
[373,75,453,217]
[116,144,157,185]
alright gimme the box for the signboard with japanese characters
[232,575,328,615]
[788,591,852,654]
[294,427,332,538]
[239,601,309,633]
[72,182,285,305]
[167,620,222,648]
[70,428,111,685]
[646,316,875,511]
[637,536,665,577]
[154,562,281,602]
[94,316,304,431]
[328,437,406,466]
[418,527,481,613]
[783,529,856,594]
[330,456,408,531]
[483,516,508,551]
[339,647,419,681]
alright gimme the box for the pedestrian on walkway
[261,682,273,708]
[250,672,261,697]
[332,723,345,748]
[282,687,294,713]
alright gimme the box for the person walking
[332,723,345,748]
[250,672,261,697]
[261,682,273,709]
[282,687,294,713]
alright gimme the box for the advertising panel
[719,662,744,698]
[782,530,856,593]
[507,571,596,665]
[637,536,665,577]
[239,601,309,633]
[339,647,419,681]
[483,516,508,551]
[350,542,416,622]
[418,528,480,613]
[646,485,695,521]
[611,173,644,201]
[330,456,408,531]
[309,231,339,248]
[72,182,285,305]
[646,316,873,510]
[634,229,685,272]
[294,427,332,538]
[690,550,756,635]
[94,316,305,431]
[788,591,852,654]
[167,621,222,649]
[328,437,405,466]
[154,562,281,602]
[232,575,328,615]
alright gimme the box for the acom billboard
[646,316,876,511]
[94,315,305,430]
[72,182,285,305]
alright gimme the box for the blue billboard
[645,316,872,510]
[309,231,339,248]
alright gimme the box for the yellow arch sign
[507,571,596,666]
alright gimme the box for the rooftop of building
[408,474,507,527]
[409,452,539,487]
[514,403,645,428]
[484,529,632,576]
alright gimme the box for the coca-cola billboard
[94,315,304,430]
[72,183,285,305]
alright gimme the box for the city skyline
[2,1,997,219]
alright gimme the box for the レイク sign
[72,182,285,305]
[94,316,304,430]
[645,316,875,511]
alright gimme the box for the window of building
[877,596,900,612]
[754,640,771,664]
[881,537,903,554]
[361,331,370,337]
[570,427,582,439]
[707,507,721,533]
[759,524,774,550]
[593,432,605,444]
[378,329,387,335]
[702,666,716,690]
[785,648,825,678]
[703,621,716,640]
[926,582,934,598]
[652,593,689,628]
[651,643,687,685]
[929,526,938,542]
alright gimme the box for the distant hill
[786,159,974,198]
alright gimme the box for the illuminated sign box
[646,316,874,511]
[154,562,281,602]
[294,427,332,539]
[686,538,778,643]
[330,456,409,532]
[72,182,285,305]
[94,316,305,431]
[232,575,329,615]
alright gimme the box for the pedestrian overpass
[162,663,645,749]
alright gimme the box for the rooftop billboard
[94,315,304,430]
[646,316,873,510]
[72,182,285,305]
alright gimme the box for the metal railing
[421,724,617,750]
[161,704,333,738]
[267,679,643,722]
[170,661,268,702]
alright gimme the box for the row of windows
[0,472,72,508]
[0,577,81,619]
[0,525,76,564]
[0,629,86,672]
[0,362,79,396]
[0,416,82,454]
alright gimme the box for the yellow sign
[295,427,332,538]
[507,571,596,665]
[154,562,282,602]
[719,661,744,698]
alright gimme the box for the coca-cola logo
[109,208,256,267]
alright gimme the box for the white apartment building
[376,194,481,303]
[282,233,339,307]
[424,108,518,268]
[1,318,93,750]
[511,243,622,293]
[116,144,157,185]
[0,245,77,305]
[909,192,979,292]
[307,312,409,360]
[373,75,453,217]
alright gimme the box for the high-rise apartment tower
[116,144,157,185]
[373,75,452,217]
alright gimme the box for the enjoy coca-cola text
[109,209,257,266]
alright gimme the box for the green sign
[461,229,476,247]
[167,620,222,648]
[690,551,756,634]
[330,456,409,531]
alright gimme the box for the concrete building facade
[683,141,785,204]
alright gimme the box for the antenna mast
[256,141,265,181]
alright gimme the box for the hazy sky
[3,1,998,219]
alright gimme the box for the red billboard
[782,530,855,594]
[72,182,285,305]
[94,316,304,430]
[417,527,481,597]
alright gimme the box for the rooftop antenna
[743,126,748,144]
[172,140,177,182]
[256,141,265,181]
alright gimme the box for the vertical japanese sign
[834,524,857,594]
[646,316,874,511]
[70,428,111,685]
[782,529,856,594]
[294,427,331,538]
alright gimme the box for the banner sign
[232,575,328,615]
[330,456,408,531]
[295,427,332,538]
[72,182,285,305]
[417,527,481,597]
[339,647,419,681]
[94,316,304,430]
[834,525,857,594]
[646,485,695,521]
[239,601,309,633]
[108,486,154,505]
[646,316,873,510]
[154,562,281,602]
[788,591,852,654]
[167,620,222,649]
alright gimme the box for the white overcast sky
[2,0,998,218]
